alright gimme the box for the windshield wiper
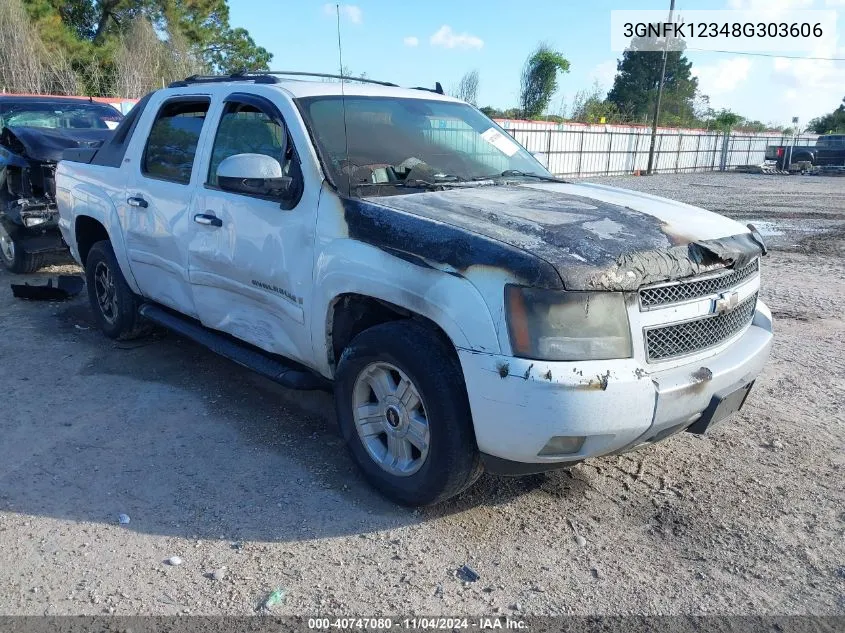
[349,179,446,192]
[484,170,564,182]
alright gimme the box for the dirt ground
[0,173,842,618]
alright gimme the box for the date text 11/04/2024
[307,617,528,630]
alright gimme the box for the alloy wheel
[352,362,430,477]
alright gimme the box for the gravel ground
[0,173,843,618]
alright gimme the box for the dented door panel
[188,186,316,363]
[186,89,321,366]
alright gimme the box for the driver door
[187,93,316,364]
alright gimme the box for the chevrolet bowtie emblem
[714,291,740,315]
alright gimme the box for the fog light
[537,435,585,457]
[23,216,47,228]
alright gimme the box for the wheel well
[328,294,455,370]
[75,216,109,267]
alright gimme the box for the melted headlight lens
[505,285,632,361]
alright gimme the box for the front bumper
[459,301,773,473]
[1,203,64,254]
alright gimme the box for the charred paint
[341,186,764,292]
[583,233,764,292]
[688,367,714,394]
[341,196,563,288]
[691,367,714,383]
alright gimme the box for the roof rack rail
[411,82,445,95]
[168,71,401,89]
[168,73,279,88]
[263,71,399,87]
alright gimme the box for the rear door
[187,92,317,364]
[123,96,211,316]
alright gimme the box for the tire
[0,222,44,273]
[85,240,150,340]
[334,320,482,506]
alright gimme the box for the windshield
[296,96,554,194]
[0,101,123,131]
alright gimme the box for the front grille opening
[645,292,758,362]
[640,259,759,310]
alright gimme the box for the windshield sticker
[105,121,119,130]
[480,128,519,157]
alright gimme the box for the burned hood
[352,181,764,291]
[1,126,112,162]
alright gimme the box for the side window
[206,101,302,199]
[142,99,210,184]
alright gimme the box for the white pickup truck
[56,72,773,506]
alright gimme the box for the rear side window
[142,99,210,184]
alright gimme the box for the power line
[686,48,845,61]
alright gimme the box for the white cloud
[769,53,845,122]
[322,3,362,24]
[429,25,484,50]
[692,57,753,95]
[403,36,419,47]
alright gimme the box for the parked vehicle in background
[56,73,773,506]
[765,134,845,170]
[0,95,123,272]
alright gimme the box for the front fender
[311,239,501,378]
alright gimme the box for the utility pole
[646,0,676,175]
[787,116,799,170]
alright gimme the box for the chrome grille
[645,292,758,362]
[639,259,759,309]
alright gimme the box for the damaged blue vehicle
[0,95,123,272]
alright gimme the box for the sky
[227,0,845,127]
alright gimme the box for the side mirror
[217,153,292,198]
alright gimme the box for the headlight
[23,216,48,228]
[505,285,632,361]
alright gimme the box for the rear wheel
[334,321,482,506]
[85,240,150,340]
[0,222,44,273]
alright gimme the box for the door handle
[194,213,222,227]
[127,196,148,208]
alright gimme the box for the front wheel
[0,222,43,273]
[85,240,150,340]
[334,321,482,506]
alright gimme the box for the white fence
[495,119,818,177]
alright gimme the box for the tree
[808,97,845,134]
[0,0,78,94]
[452,69,479,105]
[607,33,698,126]
[711,109,742,132]
[569,81,626,124]
[114,17,204,97]
[519,43,570,118]
[23,0,271,77]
